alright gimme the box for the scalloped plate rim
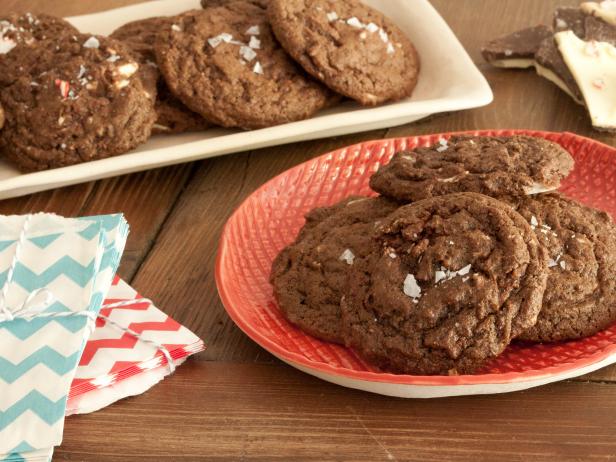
[216,129,616,395]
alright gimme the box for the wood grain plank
[58,361,616,462]
[77,164,195,281]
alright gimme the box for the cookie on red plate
[514,193,616,342]
[271,196,399,344]
[341,192,548,375]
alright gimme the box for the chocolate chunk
[584,15,616,45]
[553,7,587,37]
[482,25,552,68]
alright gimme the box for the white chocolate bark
[581,1,616,26]
[534,63,585,105]
[555,30,616,130]
[490,58,536,69]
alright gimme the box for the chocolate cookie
[481,25,553,69]
[0,33,156,171]
[111,17,211,134]
[513,193,616,342]
[369,136,574,203]
[270,196,399,344]
[341,192,548,375]
[268,0,419,105]
[155,4,332,129]
[0,13,78,86]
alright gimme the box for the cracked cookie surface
[341,192,548,375]
[0,33,156,171]
[155,2,332,129]
[270,196,398,344]
[514,193,616,342]
[268,0,419,105]
[370,136,575,203]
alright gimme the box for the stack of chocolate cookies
[271,135,616,375]
[482,1,616,132]
[0,0,420,172]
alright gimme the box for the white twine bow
[0,214,176,375]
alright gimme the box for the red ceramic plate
[216,130,616,397]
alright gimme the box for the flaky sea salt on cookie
[270,196,398,344]
[340,192,548,376]
[514,193,616,342]
[268,0,419,105]
[369,135,574,203]
[154,3,332,129]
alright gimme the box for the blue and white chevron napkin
[0,213,128,462]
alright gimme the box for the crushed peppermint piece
[388,251,397,259]
[58,116,65,125]
[171,24,181,32]
[556,18,568,29]
[30,81,39,87]
[246,25,260,35]
[403,274,422,299]
[457,264,472,276]
[54,79,70,99]
[386,42,395,54]
[504,49,513,57]
[77,64,87,79]
[253,61,263,74]
[60,143,66,149]
[560,260,567,270]
[326,11,338,22]
[592,78,606,90]
[339,248,355,265]
[248,36,261,49]
[359,31,367,40]
[0,37,16,54]
[584,40,600,57]
[83,36,100,49]
[107,54,121,62]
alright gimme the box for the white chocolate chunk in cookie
[555,31,616,130]
[581,1,616,27]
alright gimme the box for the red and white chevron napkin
[66,277,204,415]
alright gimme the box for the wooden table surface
[4,0,616,460]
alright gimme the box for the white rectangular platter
[0,0,492,199]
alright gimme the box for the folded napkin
[0,213,128,462]
[67,277,204,415]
